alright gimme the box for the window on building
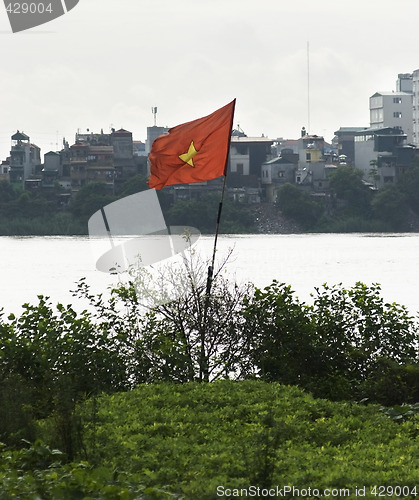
[306,152,311,162]
[393,112,402,118]
[236,163,244,175]
[235,145,247,155]
[393,97,402,104]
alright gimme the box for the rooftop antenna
[152,106,158,126]
[307,41,311,134]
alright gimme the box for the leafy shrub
[0,295,131,456]
[277,183,322,228]
[0,440,180,499]
[242,281,419,404]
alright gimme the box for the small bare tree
[121,245,254,383]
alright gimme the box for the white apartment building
[369,91,413,143]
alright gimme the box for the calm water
[1,233,419,315]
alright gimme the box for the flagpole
[205,173,227,298]
[205,98,235,299]
[200,100,235,381]
[200,173,228,382]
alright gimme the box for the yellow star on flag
[179,141,198,167]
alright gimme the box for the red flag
[148,99,236,190]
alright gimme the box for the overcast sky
[1,0,419,161]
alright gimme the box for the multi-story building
[295,133,328,191]
[0,160,9,181]
[110,128,137,182]
[261,151,298,202]
[74,128,138,183]
[69,142,115,192]
[229,131,273,177]
[42,151,61,188]
[412,69,419,146]
[334,127,369,164]
[226,131,273,202]
[369,91,413,143]
[145,126,169,155]
[8,131,41,187]
[353,127,414,188]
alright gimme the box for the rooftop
[231,136,273,144]
[11,131,30,141]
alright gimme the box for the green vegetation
[0,180,86,235]
[3,162,419,235]
[274,183,322,230]
[0,176,255,235]
[164,193,256,234]
[0,383,418,499]
[277,164,419,232]
[0,257,418,497]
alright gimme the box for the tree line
[4,162,419,236]
[0,175,255,235]
[278,163,419,232]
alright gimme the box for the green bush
[277,183,322,229]
[242,281,419,404]
[0,294,132,456]
[0,440,179,499]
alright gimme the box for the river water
[1,233,419,316]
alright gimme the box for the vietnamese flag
[148,99,236,190]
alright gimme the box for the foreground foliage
[0,259,418,497]
[0,269,418,455]
[0,440,179,499]
[2,381,417,499]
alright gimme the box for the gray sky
[1,0,419,161]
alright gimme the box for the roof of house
[11,131,30,141]
[112,128,132,136]
[334,127,369,134]
[370,91,412,97]
[231,136,273,144]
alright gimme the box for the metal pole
[198,98,235,381]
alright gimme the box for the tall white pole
[307,41,311,134]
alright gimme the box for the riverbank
[250,203,419,235]
[250,203,303,234]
